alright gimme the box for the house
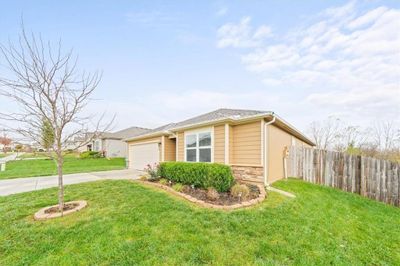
[85,126,150,158]
[124,109,315,185]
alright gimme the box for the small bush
[182,185,191,193]
[139,175,147,181]
[172,183,184,192]
[206,187,220,201]
[144,163,160,181]
[80,151,101,159]
[159,178,168,185]
[159,162,234,192]
[230,184,250,200]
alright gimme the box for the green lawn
[0,179,398,265]
[0,153,13,158]
[17,152,53,159]
[0,157,126,179]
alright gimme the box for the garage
[129,142,160,170]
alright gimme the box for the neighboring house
[124,108,315,185]
[86,127,150,158]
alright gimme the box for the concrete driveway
[0,153,19,162]
[0,169,143,196]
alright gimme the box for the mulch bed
[149,180,260,206]
[44,202,80,214]
[34,200,88,220]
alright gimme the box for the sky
[0,0,399,133]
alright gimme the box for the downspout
[264,114,276,187]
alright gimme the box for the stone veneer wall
[231,165,264,183]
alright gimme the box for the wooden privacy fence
[287,146,400,207]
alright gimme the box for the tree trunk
[56,156,64,215]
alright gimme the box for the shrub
[65,149,74,154]
[181,185,191,193]
[206,187,220,201]
[159,162,234,192]
[80,151,101,159]
[159,178,168,185]
[172,183,184,192]
[144,163,160,181]
[230,184,250,200]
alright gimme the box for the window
[94,140,101,151]
[185,131,212,162]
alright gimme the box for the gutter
[263,114,276,187]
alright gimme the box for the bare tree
[0,25,112,213]
[332,125,367,152]
[308,117,400,161]
[370,121,400,159]
[308,117,341,150]
[41,118,54,153]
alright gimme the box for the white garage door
[130,143,160,170]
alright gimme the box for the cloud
[216,17,272,48]
[321,0,356,21]
[216,6,228,17]
[347,6,388,29]
[219,2,400,122]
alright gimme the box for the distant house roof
[101,126,150,140]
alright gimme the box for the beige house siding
[177,132,184,161]
[229,125,233,163]
[266,123,311,184]
[295,136,312,148]
[214,124,225,163]
[230,120,262,166]
[267,124,292,184]
[164,137,176,161]
[127,119,312,184]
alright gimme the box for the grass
[0,153,13,158]
[0,156,126,180]
[0,178,398,265]
[17,152,53,159]
[17,151,82,159]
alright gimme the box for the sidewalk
[0,153,19,162]
[0,169,142,196]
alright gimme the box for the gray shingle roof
[136,123,176,136]
[124,108,314,145]
[172,108,271,129]
[128,108,271,140]
[103,126,150,139]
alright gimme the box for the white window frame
[184,127,214,163]
[94,139,101,151]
